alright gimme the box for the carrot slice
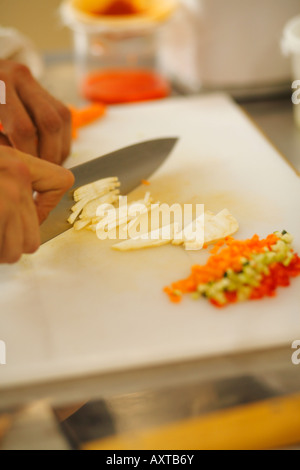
[69,103,106,128]
[69,103,107,140]
[81,69,170,105]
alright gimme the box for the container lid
[60,0,177,33]
[282,15,300,56]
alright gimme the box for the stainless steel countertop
[241,97,300,175]
[1,62,300,449]
[1,345,299,449]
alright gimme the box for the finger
[32,164,74,224]
[16,81,66,165]
[0,85,38,157]
[15,70,72,163]
[20,191,41,254]
[0,209,8,263]
[52,100,72,163]
[17,92,63,164]
[0,211,24,264]
[34,163,74,223]
[10,150,75,222]
[34,189,65,224]
[33,101,63,166]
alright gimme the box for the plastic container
[282,15,300,129]
[60,0,177,104]
[158,0,300,98]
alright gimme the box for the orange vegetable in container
[97,0,143,15]
[81,69,171,105]
[63,1,176,106]
[72,0,156,17]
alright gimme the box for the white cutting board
[1,94,300,389]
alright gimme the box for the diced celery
[282,233,293,244]
[191,292,200,300]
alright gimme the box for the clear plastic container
[60,0,177,103]
[282,15,300,129]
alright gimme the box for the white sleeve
[0,26,44,79]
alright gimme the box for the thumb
[12,150,75,223]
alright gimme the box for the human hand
[0,60,72,165]
[0,146,74,264]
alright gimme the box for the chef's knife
[40,138,178,244]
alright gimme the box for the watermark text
[291,340,300,365]
[96,199,204,244]
[0,80,6,104]
[0,340,6,365]
[292,80,300,105]
[106,454,194,466]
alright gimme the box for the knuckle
[0,69,9,83]
[13,63,32,78]
[57,104,71,124]
[0,162,31,200]
[40,110,62,134]
[5,183,22,205]
[9,159,31,183]
[12,121,36,141]
[42,155,58,165]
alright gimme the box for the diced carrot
[141,180,151,186]
[163,287,182,304]
[225,292,238,304]
[210,299,224,308]
[164,233,300,308]
[210,239,226,254]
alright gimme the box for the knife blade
[40,138,178,244]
